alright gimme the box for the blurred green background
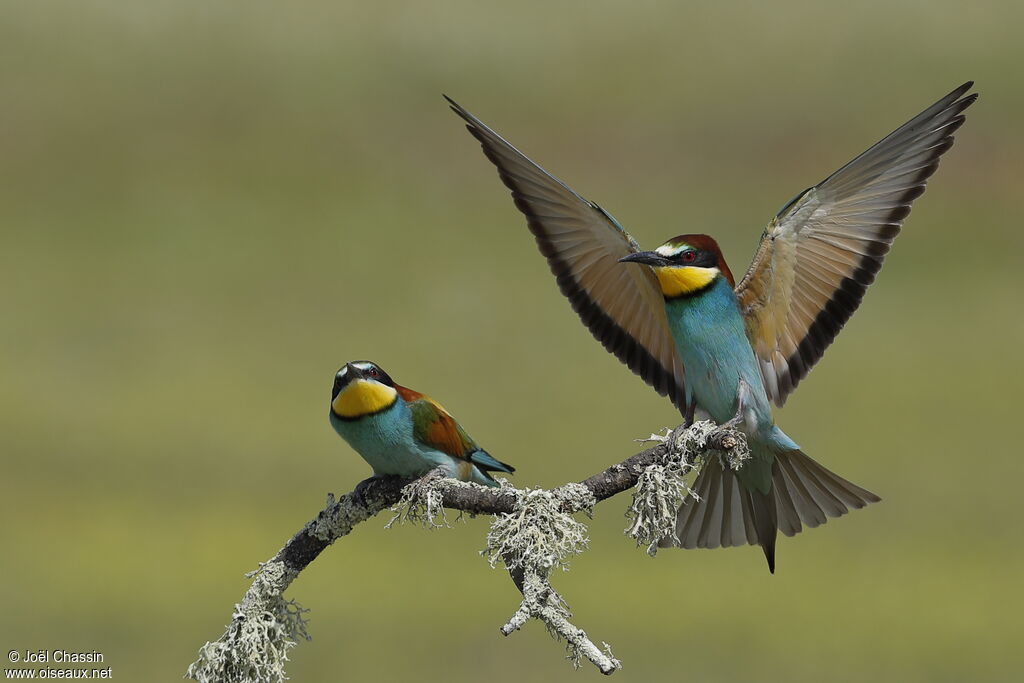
[2,1,1021,681]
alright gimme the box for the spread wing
[398,386,514,473]
[735,82,977,405]
[447,97,688,412]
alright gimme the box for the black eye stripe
[673,249,717,268]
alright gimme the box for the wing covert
[447,97,687,411]
[736,82,977,405]
[399,386,476,460]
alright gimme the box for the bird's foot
[721,416,743,432]
[684,399,697,428]
[722,379,753,431]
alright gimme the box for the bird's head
[331,360,399,420]
[618,234,735,298]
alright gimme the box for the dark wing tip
[943,86,978,121]
[769,81,977,405]
[446,96,689,414]
[939,81,976,110]
[444,95,479,127]
[952,80,974,97]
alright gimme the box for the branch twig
[186,421,742,681]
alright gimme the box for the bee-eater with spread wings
[447,82,976,572]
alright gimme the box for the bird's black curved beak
[344,362,365,380]
[618,251,669,267]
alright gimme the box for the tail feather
[662,449,879,572]
[718,467,754,547]
[773,450,880,535]
[737,480,759,546]
[778,454,847,519]
[671,460,768,552]
[678,457,716,548]
[697,464,725,549]
[469,449,515,474]
[773,457,829,529]
[748,486,778,572]
[771,468,803,537]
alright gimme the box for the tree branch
[186,421,743,682]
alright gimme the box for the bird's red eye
[682,251,697,263]
[368,368,379,377]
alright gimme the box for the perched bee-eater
[330,361,514,487]
[448,82,976,571]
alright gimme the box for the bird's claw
[722,379,753,431]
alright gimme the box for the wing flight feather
[447,97,688,411]
[736,82,977,405]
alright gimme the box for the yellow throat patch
[654,266,719,297]
[332,380,398,419]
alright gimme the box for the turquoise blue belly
[330,401,441,477]
[665,277,773,429]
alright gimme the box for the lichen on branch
[485,484,594,574]
[481,483,621,672]
[625,420,747,555]
[187,562,309,683]
[186,421,743,681]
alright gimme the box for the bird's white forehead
[338,361,377,378]
[655,244,688,257]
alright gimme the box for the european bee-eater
[448,82,976,571]
[330,361,514,487]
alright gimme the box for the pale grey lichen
[187,423,743,680]
[552,482,597,517]
[502,571,572,635]
[673,420,720,456]
[187,561,310,683]
[484,486,591,574]
[599,643,621,671]
[485,485,619,675]
[688,421,751,471]
[626,460,692,555]
[385,470,457,529]
[308,491,376,542]
[626,421,747,555]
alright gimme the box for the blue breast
[330,399,441,477]
[664,276,773,429]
